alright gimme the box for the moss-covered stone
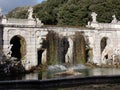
[73,32,86,64]
[46,31,69,65]
[46,31,59,65]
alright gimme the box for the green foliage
[6,0,120,26]
[33,0,68,25]
[58,0,90,26]
[6,7,29,19]
[89,0,120,22]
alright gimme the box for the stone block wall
[2,24,120,70]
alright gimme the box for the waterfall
[46,31,86,66]
[73,32,86,64]
[46,31,60,65]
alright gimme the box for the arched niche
[100,37,108,54]
[10,35,26,61]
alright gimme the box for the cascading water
[0,30,92,80]
[45,31,88,74]
[46,31,69,65]
[46,31,59,65]
[44,31,88,78]
[73,32,86,64]
[46,31,87,65]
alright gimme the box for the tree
[58,0,90,26]
[6,0,120,26]
[6,7,28,19]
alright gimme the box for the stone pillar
[93,31,101,65]
[25,29,37,70]
[3,28,9,56]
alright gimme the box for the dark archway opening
[37,49,44,65]
[85,49,89,62]
[10,35,26,61]
[60,37,69,63]
[101,37,108,54]
[37,38,47,66]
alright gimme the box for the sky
[38,0,43,3]
[0,0,44,14]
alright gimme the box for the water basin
[1,64,120,81]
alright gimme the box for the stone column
[93,31,101,65]
[25,29,37,70]
[3,28,9,56]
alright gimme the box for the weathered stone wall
[1,24,120,70]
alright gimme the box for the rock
[0,56,25,76]
[55,68,82,76]
[48,65,67,71]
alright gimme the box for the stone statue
[41,49,47,64]
[65,37,73,63]
[7,44,13,57]
[112,48,120,65]
[34,15,43,26]
[87,21,91,25]
[101,44,120,65]
[36,18,43,26]
[91,12,97,23]
[88,48,93,63]
[111,15,117,23]
[101,44,113,64]
[28,7,33,19]
[37,36,43,49]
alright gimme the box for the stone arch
[37,38,47,65]
[10,35,26,61]
[60,36,69,63]
[35,30,48,65]
[100,36,112,64]
[100,37,109,54]
[37,49,44,65]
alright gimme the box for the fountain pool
[1,64,120,81]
